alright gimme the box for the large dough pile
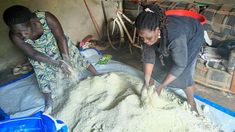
[54,72,218,132]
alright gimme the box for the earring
[158,31,161,38]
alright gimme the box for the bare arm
[87,64,98,75]
[45,12,99,75]
[142,44,156,86]
[10,32,59,66]
[45,11,69,57]
[160,74,176,87]
[144,63,154,86]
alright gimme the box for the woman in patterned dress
[3,5,98,113]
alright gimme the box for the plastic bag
[95,54,112,65]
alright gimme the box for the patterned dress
[25,12,89,98]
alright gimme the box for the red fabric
[165,10,207,25]
[80,35,93,47]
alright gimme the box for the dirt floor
[0,44,235,112]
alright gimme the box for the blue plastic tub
[0,111,68,132]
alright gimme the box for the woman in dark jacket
[135,4,204,113]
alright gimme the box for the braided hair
[3,5,35,26]
[135,4,168,56]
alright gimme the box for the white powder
[54,72,218,132]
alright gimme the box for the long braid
[135,4,169,57]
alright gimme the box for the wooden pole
[84,0,101,39]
